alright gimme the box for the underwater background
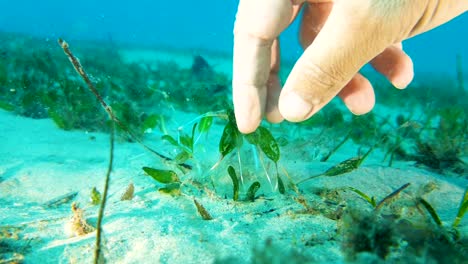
[0,0,467,76]
[0,1,467,263]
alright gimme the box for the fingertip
[265,108,284,124]
[233,84,266,134]
[236,116,261,134]
[371,46,414,90]
[391,59,414,89]
[338,74,375,115]
[279,91,317,122]
[234,100,262,134]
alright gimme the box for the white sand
[0,50,467,263]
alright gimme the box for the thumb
[279,1,399,122]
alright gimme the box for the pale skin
[233,0,468,134]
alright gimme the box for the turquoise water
[0,0,467,75]
[0,2,467,263]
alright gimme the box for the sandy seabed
[0,49,467,264]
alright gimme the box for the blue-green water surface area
[0,1,467,263]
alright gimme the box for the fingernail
[279,92,315,122]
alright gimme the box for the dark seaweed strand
[57,39,191,170]
[58,39,114,121]
[375,183,411,210]
[93,123,115,264]
[194,199,213,220]
[419,198,443,226]
[321,132,350,162]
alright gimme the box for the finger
[279,2,395,122]
[370,43,414,89]
[280,2,332,122]
[299,2,333,48]
[233,0,294,133]
[265,38,284,123]
[300,2,374,115]
[266,75,283,123]
[338,73,375,115]
[232,34,269,134]
[265,4,305,124]
[300,2,375,115]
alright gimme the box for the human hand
[232,0,467,133]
